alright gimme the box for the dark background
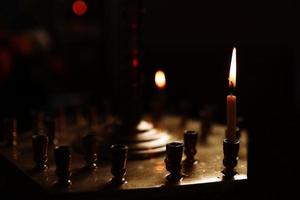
[0,0,298,199]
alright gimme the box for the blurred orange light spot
[155,70,166,90]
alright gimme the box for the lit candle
[226,47,237,142]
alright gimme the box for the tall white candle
[226,47,237,142]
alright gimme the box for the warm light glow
[137,120,154,131]
[72,0,87,16]
[155,70,166,90]
[228,47,237,88]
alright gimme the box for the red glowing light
[72,0,87,16]
[132,58,139,68]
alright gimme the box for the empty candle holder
[222,132,240,178]
[110,144,128,185]
[47,117,59,146]
[165,142,184,182]
[199,106,214,144]
[183,130,198,165]
[82,134,98,169]
[32,134,48,170]
[54,145,72,186]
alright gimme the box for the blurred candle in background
[152,70,167,124]
[155,70,166,91]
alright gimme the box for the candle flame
[229,47,237,88]
[155,70,166,90]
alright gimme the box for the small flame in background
[155,70,166,90]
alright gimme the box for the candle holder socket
[165,142,184,182]
[32,134,48,170]
[54,145,72,186]
[183,130,198,165]
[82,134,98,169]
[222,138,240,178]
[110,144,128,185]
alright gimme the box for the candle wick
[229,81,235,95]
